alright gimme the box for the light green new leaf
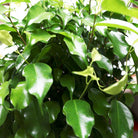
[107,31,129,59]
[88,49,113,74]
[0,81,9,105]
[109,100,134,138]
[23,63,53,105]
[1,0,30,3]
[11,82,30,110]
[101,0,138,18]
[102,72,128,95]
[73,66,99,81]
[45,101,60,123]
[91,48,102,62]
[0,30,13,46]
[60,75,75,100]
[0,4,7,14]
[0,102,9,127]
[95,19,138,35]
[24,4,54,25]
[63,100,95,138]
[0,24,15,32]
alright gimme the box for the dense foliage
[0,0,138,137]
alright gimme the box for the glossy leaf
[109,100,134,138]
[107,31,129,59]
[21,100,50,137]
[95,19,138,35]
[60,75,75,99]
[63,34,88,65]
[102,72,128,95]
[23,63,53,105]
[44,101,60,123]
[0,81,9,105]
[127,84,138,94]
[63,100,95,138]
[10,82,30,110]
[14,128,29,138]
[0,30,13,46]
[88,88,110,116]
[26,30,55,45]
[0,103,9,126]
[25,4,54,25]
[101,0,138,18]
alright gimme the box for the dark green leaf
[0,66,5,83]
[11,82,30,110]
[14,128,30,138]
[109,100,134,138]
[127,84,138,94]
[23,63,53,105]
[63,100,95,138]
[0,81,9,105]
[60,75,75,99]
[45,101,60,123]
[21,99,50,137]
[88,88,110,116]
[107,31,129,59]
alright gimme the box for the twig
[6,15,26,45]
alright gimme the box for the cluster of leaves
[0,0,138,137]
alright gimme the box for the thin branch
[88,14,97,48]
[6,15,26,45]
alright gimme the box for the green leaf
[60,75,75,99]
[21,99,50,137]
[26,30,55,45]
[0,66,5,83]
[0,24,15,32]
[14,128,29,138]
[44,101,60,123]
[91,48,102,62]
[1,0,30,3]
[101,0,138,18]
[89,48,113,74]
[88,88,110,116]
[24,4,54,25]
[63,100,95,138]
[102,72,128,95]
[0,81,9,105]
[73,66,99,81]
[107,31,129,59]
[0,30,13,46]
[95,19,138,35]
[109,100,134,138]
[63,33,88,65]
[10,82,30,110]
[0,102,9,127]
[23,63,53,105]
[0,4,7,14]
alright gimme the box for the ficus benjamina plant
[0,0,138,137]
